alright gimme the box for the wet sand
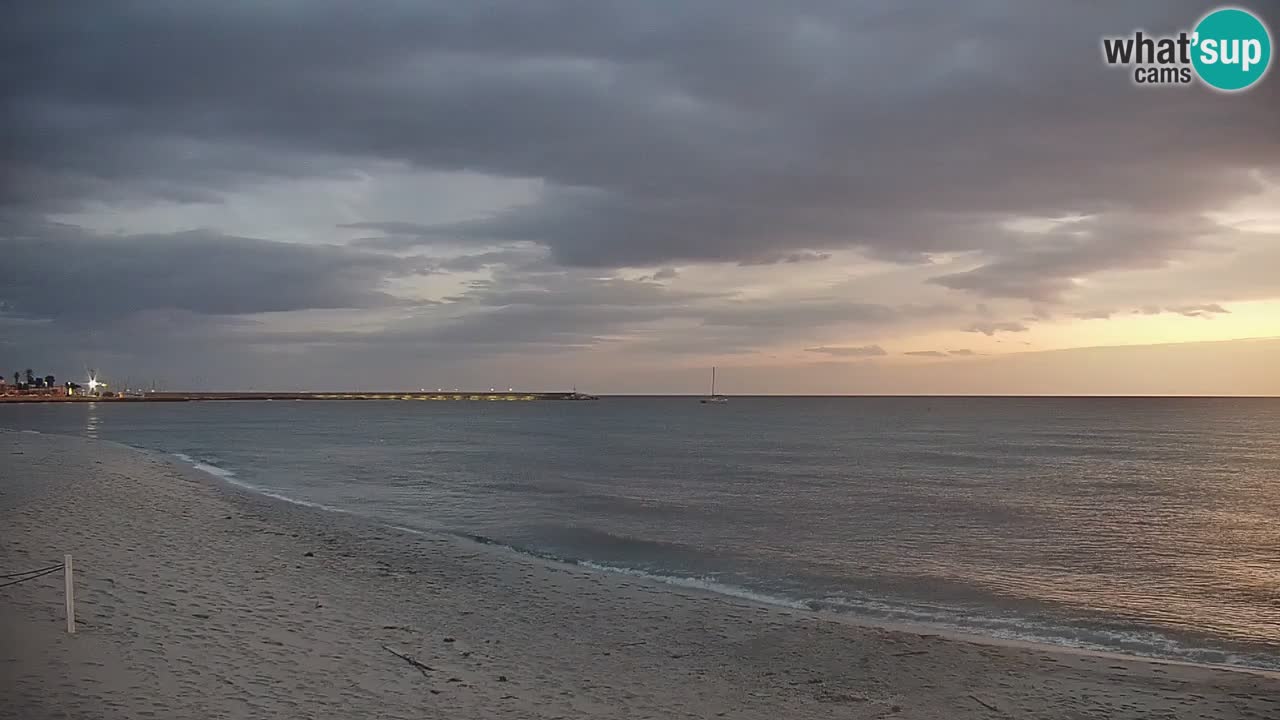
[2,431,1276,719]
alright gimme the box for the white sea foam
[172,453,351,515]
[576,561,810,610]
[165,454,1277,673]
[808,594,1275,671]
[387,525,427,536]
[173,453,236,481]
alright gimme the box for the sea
[3,397,1278,671]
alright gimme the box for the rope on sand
[383,645,437,678]
[1,555,77,634]
[970,694,1006,715]
[0,563,64,588]
[1,562,64,579]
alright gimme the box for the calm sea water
[3,398,1278,669]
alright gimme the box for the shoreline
[392,517,1280,682]
[443,531,1280,680]
[4,431,1277,718]
[155,433,1280,678]
[0,390,598,404]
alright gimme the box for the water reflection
[84,402,99,439]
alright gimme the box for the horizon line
[33,391,1278,399]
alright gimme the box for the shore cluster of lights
[419,388,515,392]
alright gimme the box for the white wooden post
[64,554,75,634]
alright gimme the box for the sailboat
[700,366,728,403]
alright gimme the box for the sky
[2,1,1278,394]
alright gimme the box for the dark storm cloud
[0,221,429,326]
[224,267,948,361]
[966,321,1030,336]
[1167,303,1230,318]
[903,348,983,357]
[700,301,948,329]
[928,213,1230,302]
[5,0,1276,272]
[3,0,1277,381]
[805,345,887,358]
[251,270,730,354]
[426,269,935,356]
[338,222,439,235]
[738,251,832,267]
[408,305,633,349]
[453,271,722,309]
[654,299,955,356]
[1124,303,1231,318]
[432,251,527,273]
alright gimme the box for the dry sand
[2,431,1276,719]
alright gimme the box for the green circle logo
[1192,7,1272,91]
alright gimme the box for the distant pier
[0,391,599,404]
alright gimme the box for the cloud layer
[2,1,1278,390]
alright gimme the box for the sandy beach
[2,431,1276,719]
